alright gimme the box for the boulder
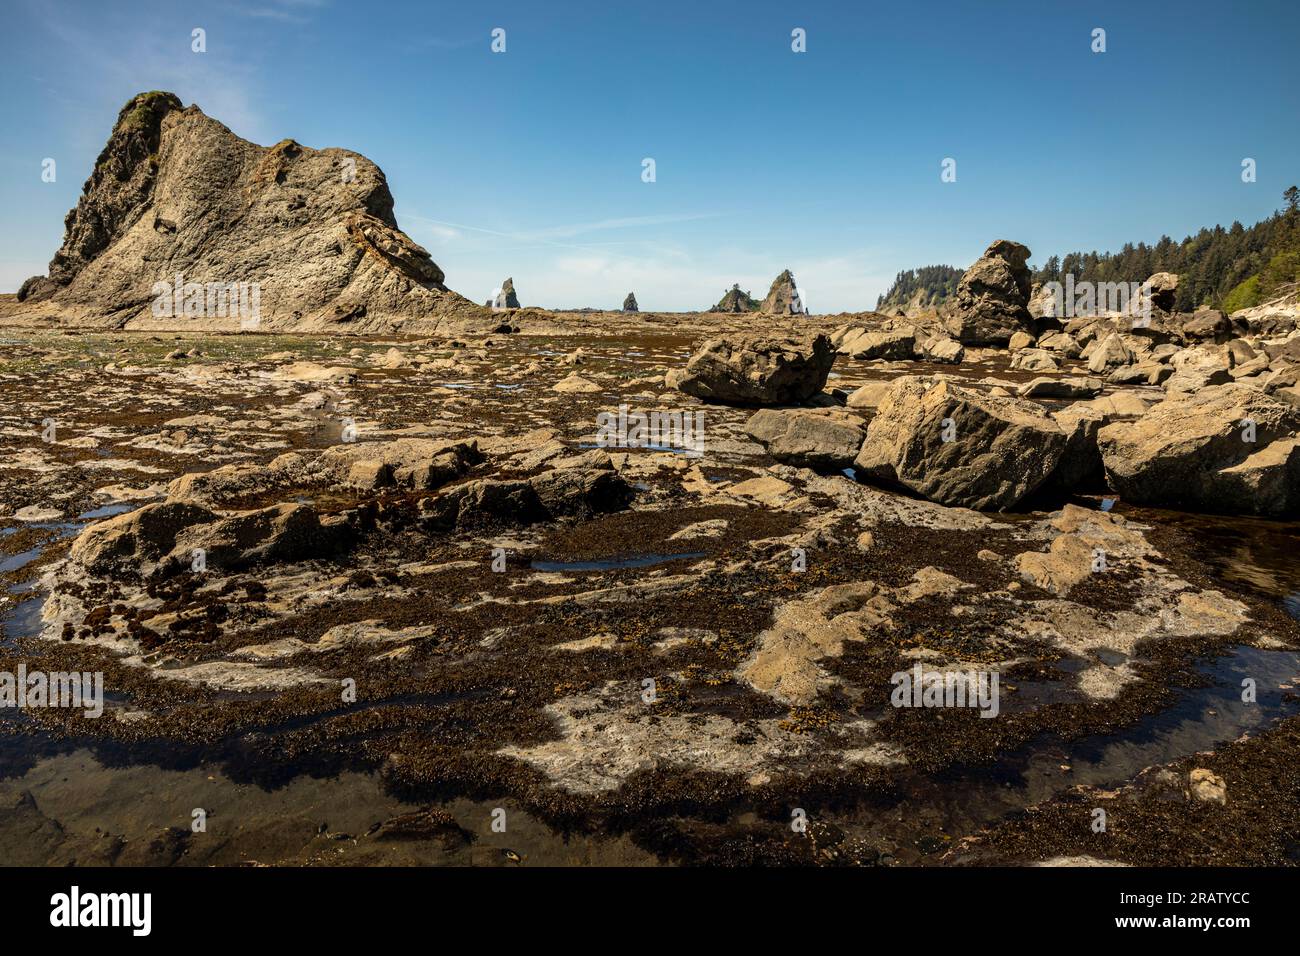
[1086,333,1135,373]
[1108,363,1172,386]
[315,438,482,490]
[1164,347,1231,397]
[837,327,915,360]
[846,381,895,410]
[1181,309,1229,342]
[853,378,1069,510]
[1017,376,1104,400]
[744,408,867,470]
[914,333,965,364]
[1097,383,1300,516]
[1011,348,1060,372]
[1145,272,1179,313]
[167,461,294,504]
[942,239,1034,345]
[1037,332,1082,358]
[667,334,835,406]
[622,292,638,312]
[552,372,602,393]
[165,503,335,574]
[421,469,632,529]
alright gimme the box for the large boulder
[745,408,866,470]
[1086,332,1136,372]
[853,379,1069,510]
[667,334,835,406]
[420,469,632,529]
[835,326,916,360]
[1146,272,1179,313]
[13,91,485,332]
[1181,309,1229,342]
[942,240,1034,345]
[1163,346,1231,397]
[622,292,638,312]
[1097,383,1300,516]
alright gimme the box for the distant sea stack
[712,283,760,313]
[487,277,521,310]
[622,292,638,312]
[760,269,806,315]
[9,91,487,333]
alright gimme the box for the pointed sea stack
[487,277,521,310]
[760,270,806,315]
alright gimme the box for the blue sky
[1,0,1298,312]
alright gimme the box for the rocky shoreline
[2,309,1298,865]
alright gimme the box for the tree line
[878,187,1300,314]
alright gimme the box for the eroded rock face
[1097,383,1300,516]
[942,240,1034,345]
[13,91,485,333]
[853,378,1069,510]
[667,334,835,405]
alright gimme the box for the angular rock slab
[1097,383,1300,516]
[667,334,835,406]
[853,378,1069,510]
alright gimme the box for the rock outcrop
[759,270,806,315]
[712,284,759,313]
[622,292,638,312]
[667,334,835,406]
[10,91,486,333]
[942,240,1034,345]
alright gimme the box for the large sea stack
[9,91,486,333]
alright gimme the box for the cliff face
[12,92,486,332]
